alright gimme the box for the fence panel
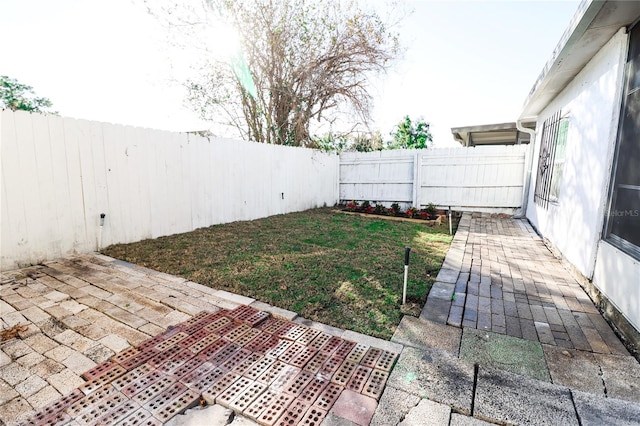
[419,145,527,208]
[339,145,527,210]
[1,110,339,271]
[339,150,416,204]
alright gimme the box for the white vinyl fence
[340,145,528,210]
[1,110,338,271]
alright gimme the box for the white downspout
[514,119,537,218]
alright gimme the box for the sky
[0,0,581,147]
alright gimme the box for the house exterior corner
[521,2,640,347]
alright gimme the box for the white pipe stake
[402,265,409,305]
[98,226,103,251]
[402,246,411,305]
[98,213,106,251]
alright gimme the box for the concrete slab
[572,389,640,426]
[460,328,550,382]
[595,353,640,403]
[387,346,474,415]
[399,399,451,426]
[391,315,461,356]
[449,413,495,426]
[474,366,578,425]
[542,344,604,395]
[369,387,420,426]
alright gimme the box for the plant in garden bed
[406,207,419,218]
[418,210,431,220]
[425,202,437,217]
[374,203,387,215]
[341,200,447,223]
[361,200,375,214]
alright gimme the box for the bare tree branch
[151,0,402,146]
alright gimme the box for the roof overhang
[451,122,536,147]
[519,0,640,120]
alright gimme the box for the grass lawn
[102,208,456,339]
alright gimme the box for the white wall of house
[526,29,627,277]
[525,29,640,331]
[593,241,640,332]
[0,110,339,271]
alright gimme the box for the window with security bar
[605,22,640,259]
[534,110,569,208]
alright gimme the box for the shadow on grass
[102,208,456,339]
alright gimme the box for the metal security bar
[534,110,562,209]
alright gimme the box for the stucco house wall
[526,29,627,277]
[526,28,640,333]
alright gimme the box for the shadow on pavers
[475,365,577,425]
[386,346,474,415]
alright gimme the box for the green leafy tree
[149,0,402,146]
[388,116,432,149]
[308,134,349,152]
[350,131,384,152]
[0,76,56,113]
[309,131,384,152]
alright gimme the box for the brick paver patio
[423,213,629,355]
[0,255,400,425]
